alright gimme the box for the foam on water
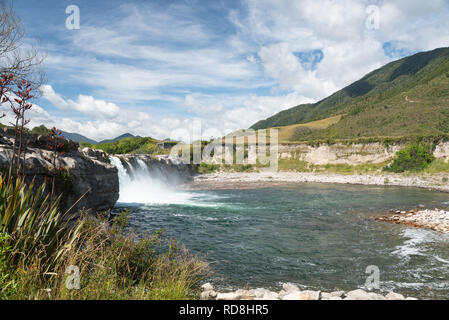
[110,156,200,205]
[392,228,434,258]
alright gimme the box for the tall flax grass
[0,174,80,268]
[0,174,208,300]
[6,212,208,300]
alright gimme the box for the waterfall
[110,156,194,205]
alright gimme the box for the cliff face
[0,128,119,216]
[196,140,449,167]
[278,141,449,165]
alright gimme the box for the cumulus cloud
[184,94,224,115]
[26,0,449,141]
[41,85,120,119]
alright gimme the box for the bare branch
[0,1,46,94]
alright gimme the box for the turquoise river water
[113,181,449,299]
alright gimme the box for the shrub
[79,142,94,149]
[233,164,254,172]
[278,159,309,172]
[94,137,160,155]
[384,143,435,173]
[31,125,51,136]
[197,163,220,174]
[8,213,207,300]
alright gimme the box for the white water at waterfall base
[110,156,207,206]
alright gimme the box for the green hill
[251,47,449,141]
[97,133,141,145]
[81,136,162,155]
[62,131,98,145]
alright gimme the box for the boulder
[330,291,345,298]
[279,282,301,299]
[0,130,119,215]
[324,296,343,300]
[248,288,271,299]
[385,292,405,300]
[302,290,321,300]
[321,291,345,300]
[261,291,279,300]
[282,282,301,292]
[216,292,241,300]
[344,289,371,300]
[201,283,214,292]
[366,292,386,300]
[281,292,312,300]
[200,290,217,300]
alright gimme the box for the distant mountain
[62,131,98,144]
[61,132,141,145]
[97,133,140,144]
[251,47,449,141]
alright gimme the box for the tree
[31,124,51,135]
[0,2,45,178]
[0,1,45,96]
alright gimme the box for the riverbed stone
[366,292,386,300]
[201,283,214,291]
[385,292,405,300]
[279,282,301,299]
[261,291,279,300]
[282,282,301,292]
[248,288,271,299]
[330,291,345,298]
[302,290,321,300]
[322,291,345,299]
[282,292,312,300]
[324,296,343,300]
[344,289,371,300]
[216,292,241,300]
[201,290,217,300]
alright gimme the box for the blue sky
[7,0,449,141]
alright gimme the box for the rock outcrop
[0,128,119,215]
[278,141,449,166]
[376,208,449,234]
[200,283,417,301]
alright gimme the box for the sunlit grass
[424,159,449,173]
[0,175,208,300]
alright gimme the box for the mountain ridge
[251,46,449,141]
[61,131,140,145]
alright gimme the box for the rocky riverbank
[0,127,119,215]
[191,172,449,192]
[200,283,417,301]
[376,209,449,234]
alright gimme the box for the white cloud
[184,94,224,115]
[41,85,120,119]
[26,0,449,142]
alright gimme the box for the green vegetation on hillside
[384,143,435,173]
[26,125,168,155]
[31,125,51,135]
[81,136,168,155]
[251,47,449,142]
